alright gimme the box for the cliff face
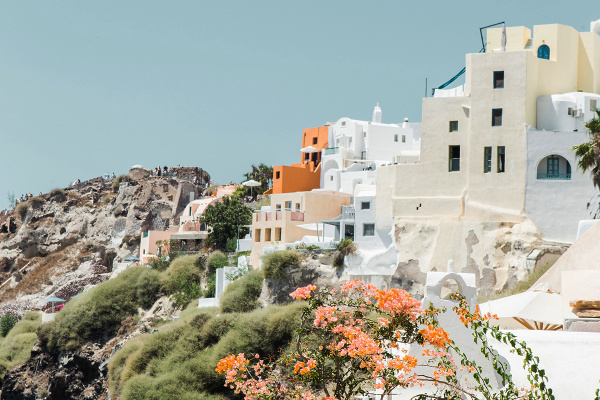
[0,169,209,313]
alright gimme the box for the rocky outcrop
[1,344,107,400]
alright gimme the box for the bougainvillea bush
[217,280,554,400]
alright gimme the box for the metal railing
[324,147,339,155]
[537,173,571,180]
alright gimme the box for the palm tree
[242,164,273,195]
[573,109,600,189]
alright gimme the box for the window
[255,229,261,242]
[276,204,281,210]
[537,44,550,60]
[361,201,370,210]
[449,146,460,172]
[341,121,346,126]
[265,228,272,242]
[493,71,504,88]
[402,135,406,143]
[547,157,559,177]
[394,134,398,142]
[275,228,281,241]
[285,201,292,210]
[492,108,503,126]
[567,107,574,116]
[330,175,333,181]
[484,147,492,173]
[363,132,366,138]
[304,153,310,161]
[295,203,300,211]
[449,121,459,132]
[591,100,597,111]
[497,146,506,173]
[363,223,375,237]
[312,137,318,145]
[276,171,280,179]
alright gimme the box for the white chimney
[372,103,382,123]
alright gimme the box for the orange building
[269,125,329,194]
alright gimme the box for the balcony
[537,173,571,180]
[324,147,339,155]
[291,211,304,221]
[342,206,355,220]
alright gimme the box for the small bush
[166,255,205,281]
[15,203,28,220]
[0,314,18,337]
[136,269,163,309]
[333,238,356,269]
[112,175,132,192]
[28,196,44,208]
[121,233,141,248]
[206,251,228,274]
[49,188,66,202]
[38,267,162,353]
[225,238,237,253]
[220,270,264,313]
[164,269,203,310]
[261,251,299,280]
[147,256,170,272]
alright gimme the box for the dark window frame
[497,146,506,173]
[492,108,503,127]
[363,223,375,237]
[493,71,504,89]
[449,145,460,172]
[449,120,459,132]
[484,147,492,173]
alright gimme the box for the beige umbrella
[479,290,563,330]
[242,179,261,197]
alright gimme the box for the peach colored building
[140,228,178,264]
[250,190,351,266]
[269,126,329,194]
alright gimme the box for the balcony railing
[291,211,304,221]
[342,207,355,220]
[537,173,571,180]
[324,147,339,155]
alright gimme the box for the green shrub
[0,314,18,337]
[0,312,41,380]
[38,267,162,353]
[333,238,356,269]
[15,202,28,220]
[165,255,205,281]
[225,238,237,253]
[162,254,207,309]
[163,269,203,310]
[109,302,303,400]
[261,251,299,280]
[206,251,228,274]
[220,270,263,313]
[136,269,163,309]
[147,256,170,272]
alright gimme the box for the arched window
[537,155,571,180]
[538,44,550,60]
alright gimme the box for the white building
[525,91,600,242]
[323,184,399,278]
[321,104,421,194]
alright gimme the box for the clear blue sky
[0,1,597,209]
